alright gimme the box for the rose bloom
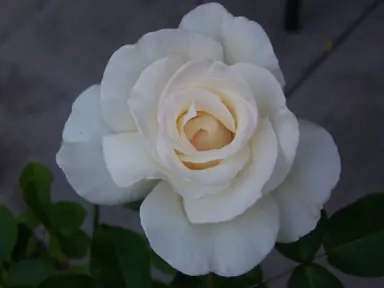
[57,3,340,277]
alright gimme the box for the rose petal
[263,109,299,193]
[57,139,157,205]
[161,60,256,108]
[174,89,236,133]
[272,120,341,243]
[161,88,236,155]
[180,3,285,86]
[140,181,279,276]
[177,146,250,198]
[58,85,156,204]
[168,176,232,200]
[101,29,224,132]
[63,85,110,143]
[229,63,286,116]
[231,63,299,193]
[157,136,250,188]
[101,45,141,132]
[159,60,257,163]
[128,56,185,159]
[183,118,278,223]
[138,29,224,64]
[102,132,162,188]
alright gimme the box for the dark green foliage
[324,193,384,276]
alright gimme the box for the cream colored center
[183,112,233,151]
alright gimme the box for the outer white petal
[101,29,223,132]
[137,29,223,64]
[230,63,285,116]
[63,85,110,143]
[231,63,299,193]
[58,85,158,204]
[128,56,185,158]
[180,3,285,86]
[140,181,280,276]
[272,120,341,243]
[101,45,141,132]
[183,118,278,223]
[57,139,157,205]
[263,110,299,193]
[102,132,162,188]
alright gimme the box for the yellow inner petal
[183,112,234,151]
[183,159,221,170]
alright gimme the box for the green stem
[93,205,100,237]
[202,274,215,288]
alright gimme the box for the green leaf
[51,202,86,233]
[0,262,4,283]
[153,281,169,288]
[276,211,327,263]
[6,258,56,287]
[170,273,202,288]
[39,275,96,288]
[49,236,68,263]
[18,210,41,230]
[91,226,124,287]
[151,250,177,276]
[170,268,263,288]
[58,230,90,259]
[0,205,18,262]
[213,266,263,287]
[324,193,384,276]
[19,162,53,225]
[26,236,38,257]
[91,225,151,288]
[12,224,35,261]
[123,200,143,212]
[64,265,89,276]
[246,265,264,284]
[288,263,343,288]
[19,164,89,261]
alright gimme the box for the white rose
[57,3,341,277]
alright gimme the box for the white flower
[57,3,341,277]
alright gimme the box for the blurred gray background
[1,0,384,286]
